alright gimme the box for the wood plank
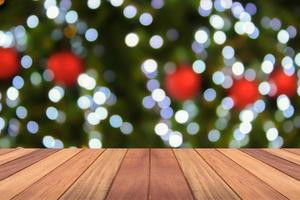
[0,148,16,156]
[196,149,286,200]
[0,148,36,166]
[285,149,300,156]
[219,149,300,199]
[0,149,81,200]
[264,149,300,166]
[13,149,104,200]
[60,149,126,200]
[174,149,240,200]
[242,149,300,181]
[0,149,58,180]
[149,149,194,200]
[106,149,149,200]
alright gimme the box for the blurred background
[0,0,300,148]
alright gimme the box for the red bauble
[0,48,19,80]
[229,79,259,109]
[268,69,297,97]
[165,65,201,100]
[47,51,83,86]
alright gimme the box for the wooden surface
[0,149,299,200]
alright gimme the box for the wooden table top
[0,148,299,199]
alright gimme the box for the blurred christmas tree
[0,0,300,148]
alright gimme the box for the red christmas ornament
[268,68,297,97]
[229,78,259,109]
[47,51,83,86]
[165,65,201,100]
[0,48,19,80]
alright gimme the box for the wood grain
[0,149,58,180]
[0,148,298,199]
[174,149,239,200]
[60,149,126,200]
[0,149,81,200]
[149,149,194,200]
[0,148,16,156]
[284,149,300,156]
[196,149,286,200]
[106,149,150,200]
[0,148,36,166]
[264,148,300,166]
[13,149,103,200]
[242,149,300,181]
[219,149,300,199]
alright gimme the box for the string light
[0,0,299,148]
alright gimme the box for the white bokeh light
[258,82,271,95]
[277,95,290,111]
[152,89,165,102]
[43,135,55,148]
[65,10,78,24]
[154,122,169,136]
[95,107,108,120]
[109,115,123,128]
[261,60,274,74]
[266,128,278,141]
[277,30,289,44]
[87,112,101,125]
[78,74,96,90]
[175,110,189,124]
[110,0,124,7]
[123,5,137,18]
[203,88,216,102]
[89,138,102,148]
[46,6,59,19]
[48,86,64,103]
[93,91,106,105]
[21,55,33,69]
[87,0,101,9]
[195,29,208,44]
[220,0,232,9]
[200,0,213,10]
[213,31,226,45]
[46,106,59,120]
[85,28,98,42]
[27,15,39,28]
[125,33,139,47]
[142,59,158,73]
[192,60,206,74]
[208,129,220,142]
[139,13,153,26]
[27,121,39,134]
[232,61,244,76]
[222,46,235,59]
[7,87,19,101]
[169,131,183,147]
[294,53,300,66]
[149,35,163,49]
[240,110,254,122]
[77,96,91,109]
[239,122,252,134]
[213,71,225,85]
[209,15,224,29]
